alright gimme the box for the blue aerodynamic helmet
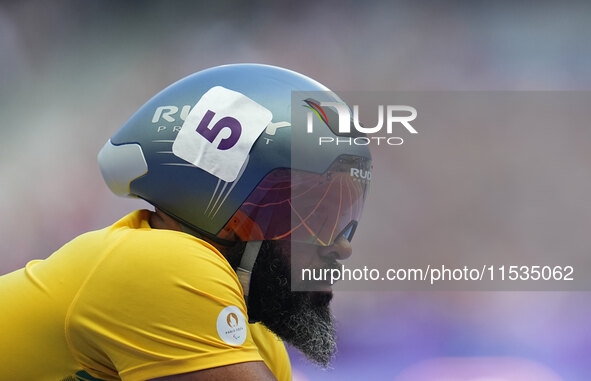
[98,64,372,248]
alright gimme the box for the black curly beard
[247,240,337,368]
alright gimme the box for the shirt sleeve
[65,229,263,381]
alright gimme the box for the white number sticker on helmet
[172,86,273,182]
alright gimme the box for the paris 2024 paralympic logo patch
[216,305,248,345]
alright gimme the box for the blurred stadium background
[1,1,591,380]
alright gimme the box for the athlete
[0,64,372,380]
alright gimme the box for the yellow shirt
[0,210,290,381]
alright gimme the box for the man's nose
[318,236,353,261]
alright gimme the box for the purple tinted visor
[219,155,372,246]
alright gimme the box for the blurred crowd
[1,1,591,380]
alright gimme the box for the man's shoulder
[62,214,230,276]
[60,210,243,301]
[107,225,238,284]
[69,213,247,325]
[66,224,255,381]
[90,210,229,272]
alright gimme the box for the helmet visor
[219,155,372,246]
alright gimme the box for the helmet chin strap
[237,241,263,297]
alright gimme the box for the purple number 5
[196,110,242,150]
